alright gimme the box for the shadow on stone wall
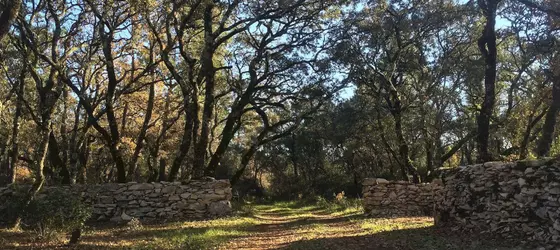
[0,178,233,224]
[435,159,560,248]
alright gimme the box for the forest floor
[0,201,523,250]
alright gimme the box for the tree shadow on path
[279,226,529,250]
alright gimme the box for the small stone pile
[435,160,560,248]
[0,178,232,223]
[362,178,441,217]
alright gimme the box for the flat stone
[205,194,226,201]
[115,195,129,201]
[553,220,560,231]
[376,178,389,184]
[121,211,133,221]
[535,207,548,219]
[128,183,154,191]
[431,179,443,185]
[549,188,560,195]
[162,186,177,194]
[522,188,538,195]
[102,183,121,191]
[363,178,377,186]
[98,196,113,204]
[188,203,206,211]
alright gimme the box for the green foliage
[231,200,257,217]
[3,188,91,239]
[315,192,363,214]
[0,186,28,226]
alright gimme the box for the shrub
[315,196,330,209]
[2,187,91,240]
[29,189,91,238]
[314,191,363,213]
[0,185,30,227]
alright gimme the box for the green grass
[358,217,433,232]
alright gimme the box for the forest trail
[0,201,521,250]
[221,203,369,249]
[219,202,517,250]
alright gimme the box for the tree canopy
[0,0,558,196]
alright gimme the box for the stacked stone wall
[435,160,560,247]
[0,178,232,223]
[362,178,441,216]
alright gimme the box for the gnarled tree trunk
[476,0,501,163]
[0,0,20,40]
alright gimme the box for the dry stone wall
[362,178,441,216]
[435,160,560,248]
[0,178,232,223]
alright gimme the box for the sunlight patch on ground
[358,216,434,233]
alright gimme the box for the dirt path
[220,204,429,250]
[220,204,521,250]
[222,209,358,249]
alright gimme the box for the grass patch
[358,217,433,233]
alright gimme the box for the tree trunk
[425,138,434,182]
[290,135,299,178]
[230,127,270,186]
[194,3,216,179]
[60,87,69,169]
[230,144,259,186]
[388,90,420,183]
[76,135,90,184]
[476,0,501,163]
[99,25,127,183]
[465,141,474,165]
[520,108,547,159]
[168,90,195,181]
[0,0,21,40]
[68,228,81,245]
[9,69,24,184]
[205,55,262,176]
[48,132,70,184]
[537,57,560,157]
[128,83,155,180]
[0,142,8,185]
[205,105,244,177]
[393,111,420,183]
[30,127,49,195]
[158,158,166,182]
[121,102,129,135]
[68,101,82,184]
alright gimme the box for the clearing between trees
[0,201,521,250]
